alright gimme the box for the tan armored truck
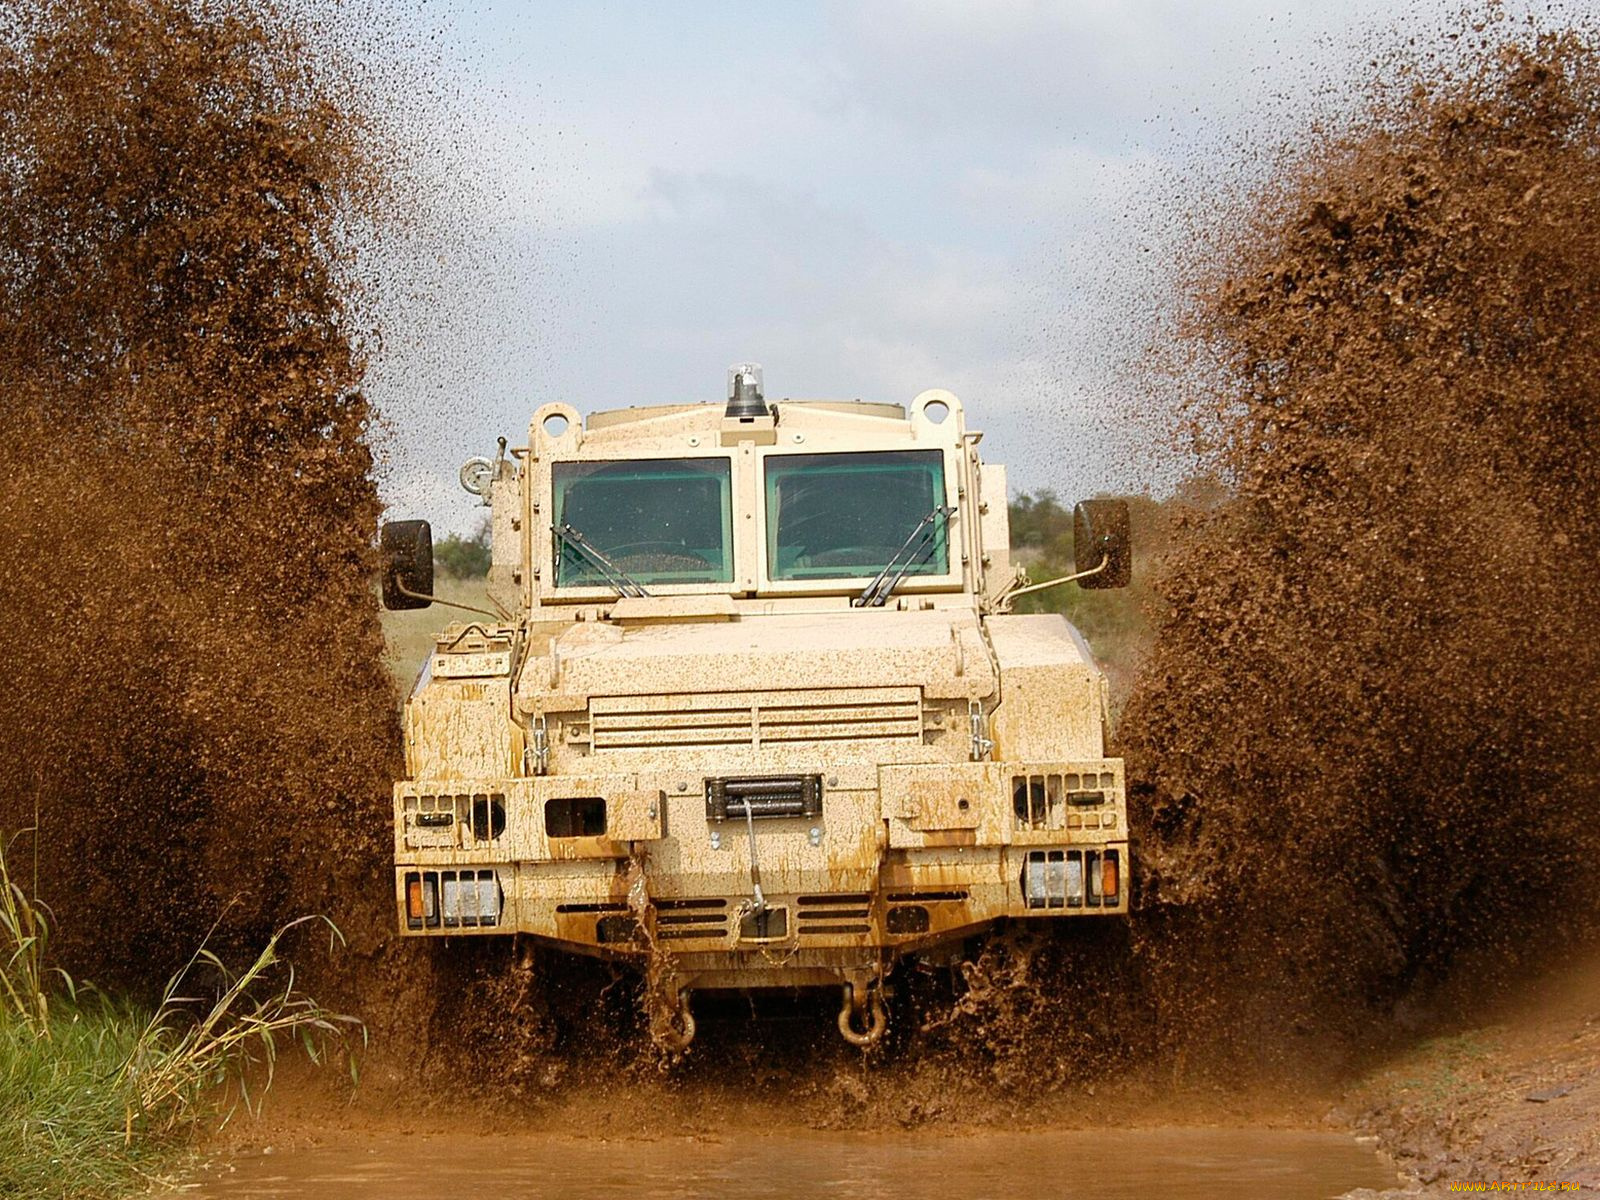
[381,365,1131,1050]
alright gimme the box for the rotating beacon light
[725,362,767,420]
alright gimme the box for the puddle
[179,1127,1396,1198]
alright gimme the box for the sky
[365,0,1478,534]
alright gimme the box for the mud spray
[0,0,402,1011]
[2,0,1598,1122]
[813,8,1600,1106]
[1118,10,1600,1071]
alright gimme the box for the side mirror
[381,519,434,610]
[1073,499,1131,589]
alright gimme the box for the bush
[434,521,492,579]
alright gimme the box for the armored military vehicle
[382,365,1131,1050]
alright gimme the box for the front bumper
[393,758,1128,980]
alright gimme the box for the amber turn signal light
[406,878,424,921]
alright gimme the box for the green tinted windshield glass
[765,451,948,581]
[553,457,733,586]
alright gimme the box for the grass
[0,839,360,1198]
[1388,1031,1497,1105]
[2,1000,164,1198]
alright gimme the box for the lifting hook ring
[837,982,888,1048]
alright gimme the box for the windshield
[765,450,949,581]
[553,457,733,587]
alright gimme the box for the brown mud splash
[0,0,402,1010]
[1116,13,1600,1071]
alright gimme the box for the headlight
[404,869,502,929]
[1020,849,1120,909]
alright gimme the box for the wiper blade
[551,523,651,597]
[853,504,954,608]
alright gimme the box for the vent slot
[653,898,730,941]
[796,894,870,937]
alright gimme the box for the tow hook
[837,982,888,1048]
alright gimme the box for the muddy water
[182,1129,1395,1199]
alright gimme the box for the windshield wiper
[551,524,651,597]
[853,504,955,608]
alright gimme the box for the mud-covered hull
[387,389,1134,1048]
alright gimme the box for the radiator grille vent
[590,687,923,751]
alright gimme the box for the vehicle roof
[585,398,907,431]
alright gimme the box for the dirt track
[1344,945,1600,1194]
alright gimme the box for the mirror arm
[394,579,505,619]
[1000,553,1108,603]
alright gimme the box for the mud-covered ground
[1,0,1598,1190]
[1342,943,1600,1195]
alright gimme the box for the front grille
[589,687,923,751]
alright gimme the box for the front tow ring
[837,983,888,1048]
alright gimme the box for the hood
[532,609,995,712]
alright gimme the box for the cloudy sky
[368,0,1475,533]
